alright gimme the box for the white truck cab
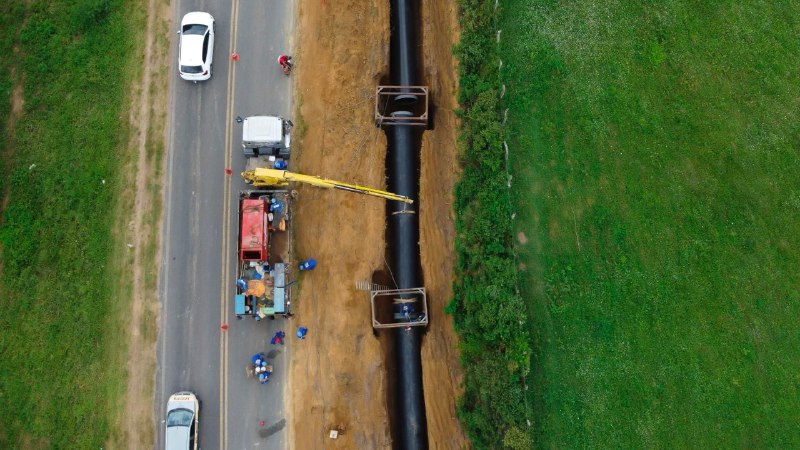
[242,115,292,158]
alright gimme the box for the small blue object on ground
[297,326,308,340]
[274,160,287,170]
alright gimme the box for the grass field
[0,0,142,447]
[500,0,800,447]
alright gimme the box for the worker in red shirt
[278,54,292,73]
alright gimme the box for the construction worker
[297,326,308,340]
[252,352,265,366]
[278,54,292,73]
[299,258,317,271]
[259,371,269,384]
[402,304,411,321]
[269,198,284,214]
[270,330,285,345]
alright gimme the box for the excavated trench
[382,0,428,448]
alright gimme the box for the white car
[165,391,199,450]
[178,12,215,81]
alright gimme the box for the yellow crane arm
[241,168,414,204]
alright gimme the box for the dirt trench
[289,0,465,448]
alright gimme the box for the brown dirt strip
[106,0,172,447]
[289,0,465,448]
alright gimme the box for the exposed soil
[9,68,24,119]
[418,2,466,448]
[290,0,464,448]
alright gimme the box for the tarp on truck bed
[240,198,267,261]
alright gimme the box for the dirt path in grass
[0,37,25,277]
[108,0,172,448]
[0,67,24,270]
[289,1,465,448]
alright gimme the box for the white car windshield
[182,24,207,35]
[166,408,194,427]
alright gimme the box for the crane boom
[241,168,413,204]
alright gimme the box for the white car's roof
[181,11,214,27]
[180,34,206,66]
[165,425,191,450]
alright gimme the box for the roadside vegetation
[498,0,800,448]
[448,1,533,448]
[0,0,143,447]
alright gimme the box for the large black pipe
[390,0,418,86]
[386,0,428,449]
[387,126,426,450]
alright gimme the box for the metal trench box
[374,85,429,127]
[370,287,429,329]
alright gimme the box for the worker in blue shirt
[299,258,317,271]
[297,326,308,340]
[270,330,286,345]
[251,352,265,365]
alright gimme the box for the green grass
[0,0,143,447]
[449,1,531,447]
[500,0,800,447]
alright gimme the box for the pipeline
[385,0,428,448]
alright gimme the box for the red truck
[235,189,292,320]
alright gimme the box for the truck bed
[235,189,293,319]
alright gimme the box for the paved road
[157,0,294,449]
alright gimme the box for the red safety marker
[231,52,239,61]
[221,323,229,331]
[225,168,233,175]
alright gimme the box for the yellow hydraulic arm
[241,168,413,204]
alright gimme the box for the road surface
[157,0,294,449]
